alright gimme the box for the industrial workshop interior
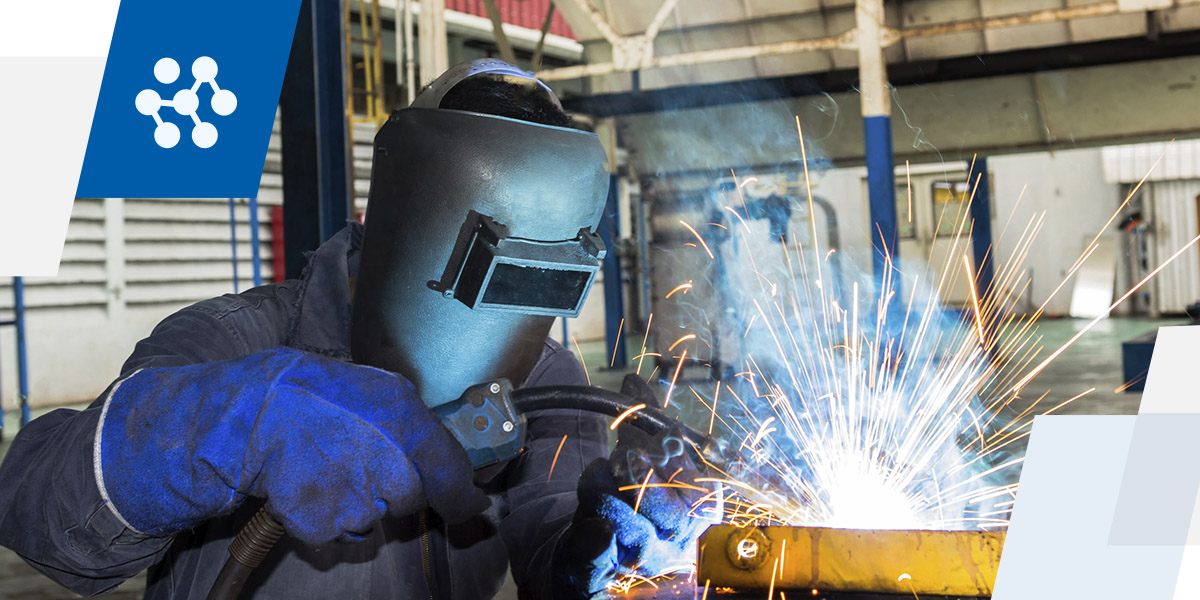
[3,0,1200,598]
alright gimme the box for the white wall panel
[1103,139,1200,183]
[1150,179,1200,314]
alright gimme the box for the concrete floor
[0,316,1180,599]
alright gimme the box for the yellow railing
[344,0,387,139]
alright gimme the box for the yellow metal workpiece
[697,525,1005,597]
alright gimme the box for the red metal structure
[445,0,576,39]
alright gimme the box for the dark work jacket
[0,223,608,599]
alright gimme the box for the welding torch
[206,380,730,600]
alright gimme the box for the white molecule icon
[135,57,237,149]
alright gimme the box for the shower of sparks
[602,131,1183,594]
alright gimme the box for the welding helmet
[350,59,610,408]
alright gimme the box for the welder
[0,60,707,599]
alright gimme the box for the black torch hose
[509,385,729,466]
[207,385,721,600]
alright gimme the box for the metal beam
[482,0,518,65]
[538,2,1125,82]
[564,31,1200,117]
[612,54,1200,175]
[531,2,556,68]
[280,0,353,279]
[698,525,1005,596]
[564,0,621,45]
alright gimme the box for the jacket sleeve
[0,286,297,596]
[499,341,610,598]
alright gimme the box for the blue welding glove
[95,347,489,546]
[552,377,717,599]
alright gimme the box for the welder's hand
[552,378,716,598]
[95,347,489,546]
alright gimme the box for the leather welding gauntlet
[94,347,490,546]
[551,376,717,598]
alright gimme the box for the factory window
[931,181,971,238]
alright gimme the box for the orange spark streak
[768,557,779,600]
[1115,371,1147,393]
[665,349,687,407]
[1012,233,1200,392]
[669,334,697,352]
[637,313,653,376]
[701,580,710,600]
[680,220,715,259]
[739,176,759,188]
[905,160,913,223]
[610,318,624,368]
[899,573,919,600]
[667,467,684,484]
[634,469,654,514]
[618,482,708,493]
[709,385,721,434]
[610,403,647,430]
[547,434,568,484]
[1069,147,1168,274]
[963,254,986,346]
[666,281,694,298]
[570,336,591,386]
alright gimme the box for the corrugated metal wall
[1103,140,1200,183]
[1150,179,1200,314]
[0,115,376,408]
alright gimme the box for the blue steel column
[14,277,29,427]
[279,0,351,279]
[857,0,899,283]
[600,174,628,368]
[968,158,994,306]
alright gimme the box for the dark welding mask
[350,59,610,408]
